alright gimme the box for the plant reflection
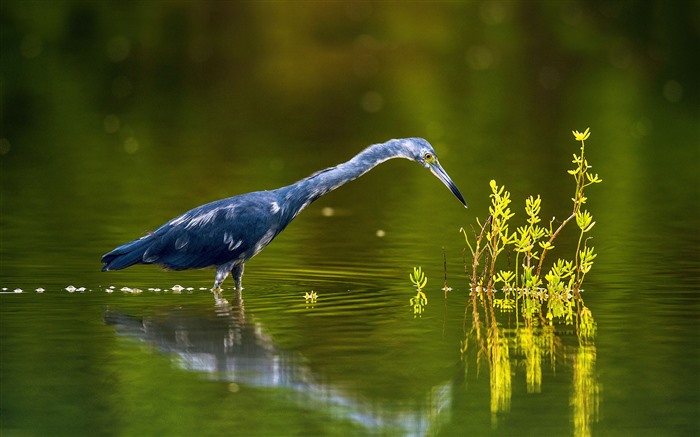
[104,291,452,436]
[462,295,599,437]
[572,343,600,437]
[486,322,511,427]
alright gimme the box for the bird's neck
[277,140,411,216]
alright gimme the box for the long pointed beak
[429,163,468,208]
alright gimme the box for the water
[2,2,699,436]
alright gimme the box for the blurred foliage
[1,1,697,152]
[1,1,696,238]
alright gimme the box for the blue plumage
[102,138,467,292]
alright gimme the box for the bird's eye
[424,152,434,162]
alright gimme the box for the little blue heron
[101,138,467,292]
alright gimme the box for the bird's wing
[142,195,281,270]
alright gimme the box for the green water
[1,2,699,436]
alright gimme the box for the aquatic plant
[409,267,428,316]
[453,129,602,437]
[305,290,318,303]
[461,128,601,337]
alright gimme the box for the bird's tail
[101,236,154,271]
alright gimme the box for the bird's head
[400,138,468,208]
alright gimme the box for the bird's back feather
[101,192,289,272]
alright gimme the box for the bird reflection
[103,291,451,435]
[104,293,304,388]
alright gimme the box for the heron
[101,138,467,292]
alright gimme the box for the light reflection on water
[0,277,599,436]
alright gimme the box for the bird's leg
[212,268,230,294]
[232,264,244,291]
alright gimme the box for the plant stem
[536,211,575,277]
[470,214,493,294]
